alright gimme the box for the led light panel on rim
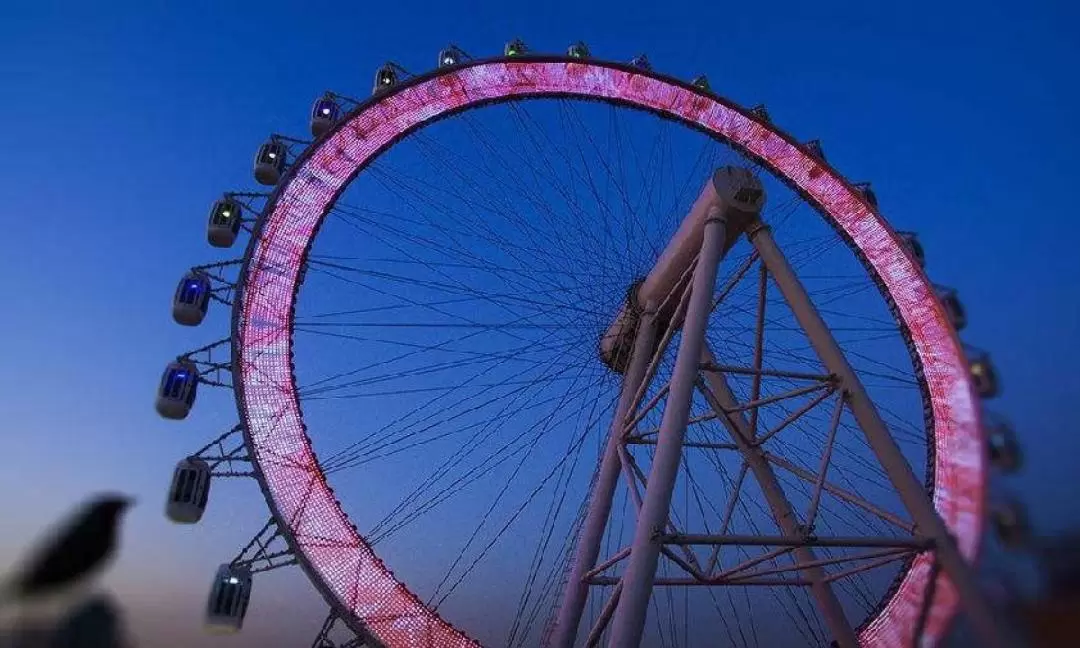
[233,58,984,648]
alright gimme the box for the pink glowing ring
[233,58,984,647]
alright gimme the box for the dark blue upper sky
[1,0,1077,645]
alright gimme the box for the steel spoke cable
[362,334,609,520]
[430,361,616,609]
[369,366,612,545]
[323,335,599,474]
[418,359,604,583]
[314,327,586,471]
[368,362,597,542]
[508,363,616,645]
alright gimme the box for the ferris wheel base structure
[563,168,1015,648]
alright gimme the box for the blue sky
[1,0,1077,646]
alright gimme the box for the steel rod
[618,445,644,513]
[592,576,811,587]
[710,251,759,310]
[806,392,846,528]
[662,533,930,549]
[765,453,914,531]
[720,546,912,581]
[584,584,622,647]
[721,381,832,415]
[625,438,738,451]
[750,387,836,448]
[700,362,833,382]
[822,552,913,584]
[584,547,632,581]
[711,545,794,580]
[623,384,670,433]
[748,262,768,436]
[631,412,717,437]
[659,547,705,580]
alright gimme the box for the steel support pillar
[607,211,727,648]
[747,221,1013,648]
[697,355,859,648]
[548,303,659,648]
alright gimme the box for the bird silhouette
[3,494,133,604]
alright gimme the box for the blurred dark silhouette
[4,495,132,603]
[1020,532,1080,647]
[1,494,134,648]
[49,595,127,648]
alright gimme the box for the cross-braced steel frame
[547,167,1011,648]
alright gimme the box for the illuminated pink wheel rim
[233,59,984,648]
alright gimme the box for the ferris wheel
[156,40,1026,648]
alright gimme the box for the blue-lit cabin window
[162,366,197,404]
[178,278,206,305]
[162,369,185,398]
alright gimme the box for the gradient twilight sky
[1,0,1078,646]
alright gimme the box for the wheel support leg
[548,306,659,647]
[748,221,1013,648]
[607,212,727,648]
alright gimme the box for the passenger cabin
[897,231,926,269]
[205,564,253,633]
[439,47,460,67]
[372,64,397,95]
[853,182,879,209]
[172,272,212,326]
[987,421,1022,472]
[804,139,827,161]
[991,500,1029,549]
[207,197,243,248]
[309,96,340,138]
[630,54,651,70]
[156,361,199,420]
[567,42,589,59]
[692,76,710,91]
[166,458,212,524]
[936,286,967,331]
[253,139,286,186]
[749,104,771,123]
[970,354,1000,398]
[504,39,527,57]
